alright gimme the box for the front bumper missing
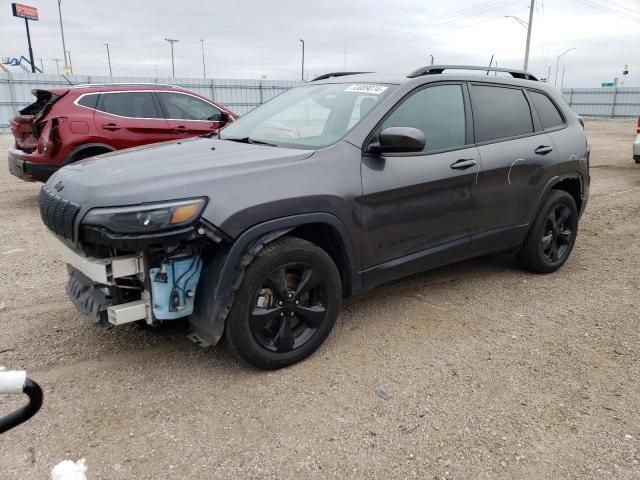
[49,234,143,284]
[49,234,151,325]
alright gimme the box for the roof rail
[407,65,538,81]
[72,82,177,88]
[311,72,372,82]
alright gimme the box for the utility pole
[66,50,73,74]
[105,43,112,76]
[165,38,179,78]
[299,39,305,81]
[52,58,62,75]
[200,39,206,78]
[554,48,575,86]
[57,0,69,71]
[523,0,534,71]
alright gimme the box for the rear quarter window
[77,94,99,109]
[529,90,565,130]
[471,85,533,143]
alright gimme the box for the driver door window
[381,84,466,153]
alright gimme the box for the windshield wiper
[222,136,278,147]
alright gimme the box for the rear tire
[224,236,342,370]
[518,190,579,273]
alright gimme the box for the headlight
[82,198,207,233]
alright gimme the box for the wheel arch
[528,172,584,225]
[63,143,115,165]
[189,213,361,346]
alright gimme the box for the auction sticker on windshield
[344,85,388,95]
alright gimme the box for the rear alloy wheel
[225,236,341,369]
[519,190,579,273]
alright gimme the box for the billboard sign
[11,3,39,21]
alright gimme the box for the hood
[46,137,315,209]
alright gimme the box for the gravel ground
[0,119,638,479]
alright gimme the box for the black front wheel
[519,190,579,273]
[225,236,342,369]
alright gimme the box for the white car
[634,116,640,163]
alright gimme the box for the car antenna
[61,74,74,86]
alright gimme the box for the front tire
[225,236,342,370]
[518,190,579,273]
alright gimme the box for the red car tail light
[37,121,53,156]
[637,116,640,134]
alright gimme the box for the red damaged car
[8,84,237,182]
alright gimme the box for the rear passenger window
[381,84,466,153]
[529,90,564,130]
[471,85,533,142]
[98,92,161,118]
[77,94,98,109]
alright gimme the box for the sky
[1,0,639,87]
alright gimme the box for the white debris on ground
[50,458,87,480]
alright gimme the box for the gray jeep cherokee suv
[39,65,589,369]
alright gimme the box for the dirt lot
[0,119,638,479]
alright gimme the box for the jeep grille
[39,187,80,242]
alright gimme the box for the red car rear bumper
[8,148,59,182]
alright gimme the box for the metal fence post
[611,87,618,118]
[259,80,264,106]
[568,88,574,108]
[210,79,216,101]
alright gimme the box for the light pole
[299,39,305,81]
[505,4,534,71]
[429,54,434,65]
[523,0,534,71]
[554,48,576,86]
[165,38,179,78]
[200,39,206,78]
[57,0,68,70]
[52,58,61,75]
[105,43,112,76]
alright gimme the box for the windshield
[219,83,396,149]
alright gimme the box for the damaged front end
[42,187,231,342]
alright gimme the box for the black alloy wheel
[250,263,329,353]
[225,236,342,369]
[541,204,573,263]
[519,190,579,273]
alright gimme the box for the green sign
[601,82,615,87]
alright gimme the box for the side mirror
[220,111,233,123]
[368,127,425,154]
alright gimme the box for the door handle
[172,126,189,134]
[101,123,121,131]
[450,158,477,170]
[534,145,553,155]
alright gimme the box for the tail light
[637,116,639,134]
[37,121,52,155]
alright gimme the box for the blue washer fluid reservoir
[149,254,203,320]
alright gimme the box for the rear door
[156,91,224,138]
[92,91,172,149]
[470,83,559,250]
[360,82,481,282]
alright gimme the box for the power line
[572,0,640,22]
